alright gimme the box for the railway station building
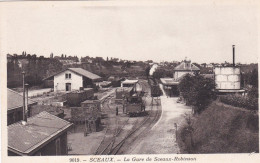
[173,59,200,80]
[160,59,200,97]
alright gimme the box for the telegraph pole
[22,71,27,122]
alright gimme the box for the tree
[250,68,258,88]
[152,68,172,79]
[145,66,151,78]
[178,74,216,114]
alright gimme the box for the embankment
[177,101,259,153]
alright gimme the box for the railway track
[95,80,161,155]
[95,96,130,155]
[109,102,160,155]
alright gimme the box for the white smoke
[149,64,158,76]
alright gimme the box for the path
[126,84,192,154]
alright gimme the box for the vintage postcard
[0,0,259,163]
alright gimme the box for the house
[7,89,37,125]
[43,68,102,92]
[206,63,214,68]
[8,111,73,156]
[173,59,200,80]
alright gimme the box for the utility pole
[25,83,29,117]
[22,71,27,122]
[232,45,235,67]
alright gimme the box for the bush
[177,102,259,153]
[248,86,258,99]
[178,74,216,114]
[219,94,258,110]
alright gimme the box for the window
[65,73,71,79]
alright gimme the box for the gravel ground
[126,84,192,154]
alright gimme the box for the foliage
[241,65,258,88]
[152,68,172,79]
[177,102,259,153]
[219,94,258,110]
[178,74,216,114]
[248,86,258,99]
[145,66,150,78]
[7,54,63,87]
[250,68,258,88]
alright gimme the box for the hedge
[219,94,258,110]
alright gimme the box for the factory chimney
[232,45,235,67]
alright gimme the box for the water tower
[214,45,245,94]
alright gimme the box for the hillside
[178,101,259,153]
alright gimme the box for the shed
[7,89,37,125]
[121,79,138,87]
[8,111,73,156]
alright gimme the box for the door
[55,138,61,155]
[66,83,71,91]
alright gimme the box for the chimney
[232,45,235,66]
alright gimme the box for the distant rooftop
[8,111,72,155]
[174,60,200,71]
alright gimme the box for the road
[18,88,52,97]
[125,84,192,154]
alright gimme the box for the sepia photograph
[0,0,259,162]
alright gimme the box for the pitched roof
[8,89,37,111]
[174,61,200,71]
[43,68,101,81]
[160,78,179,86]
[68,68,101,80]
[8,111,72,155]
[121,79,139,84]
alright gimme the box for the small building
[30,105,65,118]
[173,59,200,80]
[8,111,73,156]
[43,68,102,92]
[66,88,94,107]
[70,100,102,133]
[7,89,37,125]
[160,78,180,96]
[121,79,138,87]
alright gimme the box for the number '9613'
[69,158,80,162]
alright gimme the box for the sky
[0,1,259,64]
